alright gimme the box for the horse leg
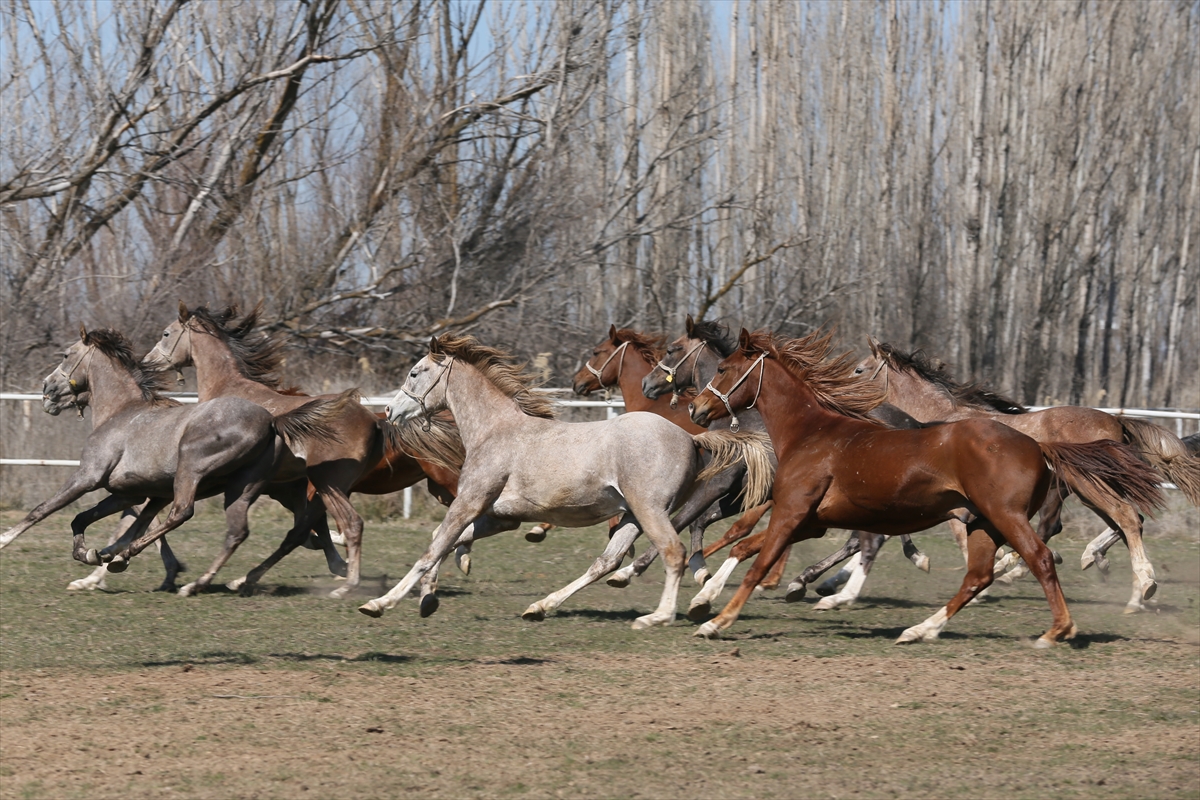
[155,536,185,593]
[631,509,688,630]
[785,531,862,602]
[1081,528,1120,573]
[67,502,143,591]
[1074,493,1154,613]
[897,521,999,643]
[815,551,861,597]
[1,470,104,552]
[524,516,641,620]
[696,516,820,639]
[418,517,520,618]
[178,460,272,596]
[758,543,791,590]
[318,485,365,600]
[814,533,885,610]
[901,534,929,572]
[687,530,770,620]
[359,494,494,617]
[231,498,330,595]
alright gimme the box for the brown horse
[856,338,1200,611]
[572,325,780,588]
[687,329,1164,645]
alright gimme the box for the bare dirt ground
[2,498,1198,799]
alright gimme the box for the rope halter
[584,340,631,396]
[55,345,96,395]
[402,356,454,432]
[701,352,767,433]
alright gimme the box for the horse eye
[854,366,863,375]
[717,366,726,374]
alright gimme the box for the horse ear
[178,301,191,322]
[685,314,695,336]
[866,334,881,356]
[429,335,442,355]
[79,324,88,342]
[608,324,618,342]
[738,328,753,353]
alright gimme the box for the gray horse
[358,334,773,629]
[0,327,343,587]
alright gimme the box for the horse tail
[693,430,776,510]
[272,389,357,452]
[1119,417,1200,506]
[380,410,466,478]
[1039,440,1166,518]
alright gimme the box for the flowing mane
[611,328,665,367]
[83,328,179,407]
[432,334,556,419]
[873,341,1026,414]
[689,319,738,357]
[187,304,286,389]
[743,330,886,420]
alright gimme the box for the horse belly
[816,478,962,536]
[489,484,625,528]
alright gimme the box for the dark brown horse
[572,325,780,588]
[687,329,1164,645]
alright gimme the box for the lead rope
[701,352,767,433]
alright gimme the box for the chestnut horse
[856,339,1200,611]
[571,325,780,588]
[687,329,1165,645]
[639,316,930,605]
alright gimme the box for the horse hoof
[328,585,351,600]
[693,621,721,639]
[237,582,257,598]
[329,531,347,546]
[84,548,101,566]
[605,573,631,589]
[329,561,349,578]
[105,556,128,573]
[914,554,931,573]
[225,576,246,592]
[525,527,547,543]
[1081,553,1096,570]
[785,583,807,603]
[1123,602,1145,615]
[178,582,202,597]
[419,594,440,618]
[455,551,471,576]
[67,578,102,592]
[153,582,177,593]
[813,596,847,611]
[1094,555,1110,575]
[358,601,384,618]
[1050,549,1063,565]
[521,604,546,621]
[686,601,711,622]
[1033,637,1054,649]
[1141,581,1158,602]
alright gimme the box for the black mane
[876,342,1026,414]
[83,328,178,405]
[690,319,738,357]
[189,304,285,388]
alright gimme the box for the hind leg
[178,465,270,596]
[785,531,862,602]
[319,487,364,600]
[525,517,641,620]
[814,533,884,610]
[632,510,688,630]
[67,500,143,590]
[898,521,999,643]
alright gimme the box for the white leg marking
[688,557,739,615]
[896,606,949,644]
[813,559,869,610]
[67,566,109,591]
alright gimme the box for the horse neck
[884,368,966,422]
[189,329,276,405]
[752,360,845,454]
[442,363,531,451]
[86,357,148,427]
[614,352,656,411]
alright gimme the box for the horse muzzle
[641,373,668,400]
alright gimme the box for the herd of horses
[2,304,1198,648]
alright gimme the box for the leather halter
[701,352,767,433]
[584,341,631,394]
[402,356,454,432]
[155,323,194,383]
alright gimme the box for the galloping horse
[0,328,342,583]
[856,338,1200,612]
[687,329,1164,645]
[359,334,773,628]
[144,303,472,605]
[640,315,930,605]
[572,325,781,588]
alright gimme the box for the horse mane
[82,328,179,407]
[611,328,665,367]
[689,319,738,357]
[431,334,556,419]
[874,341,1026,414]
[743,329,886,421]
[387,410,467,477]
[187,304,286,389]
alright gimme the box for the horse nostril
[384,405,392,418]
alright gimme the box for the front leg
[359,492,495,618]
[68,494,144,565]
[1,470,105,551]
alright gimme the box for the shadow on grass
[549,608,644,622]
[141,651,259,667]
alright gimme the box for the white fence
[3,393,1194,511]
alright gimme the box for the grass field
[1,495,1198,799]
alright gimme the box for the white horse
[357,334,772,629]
